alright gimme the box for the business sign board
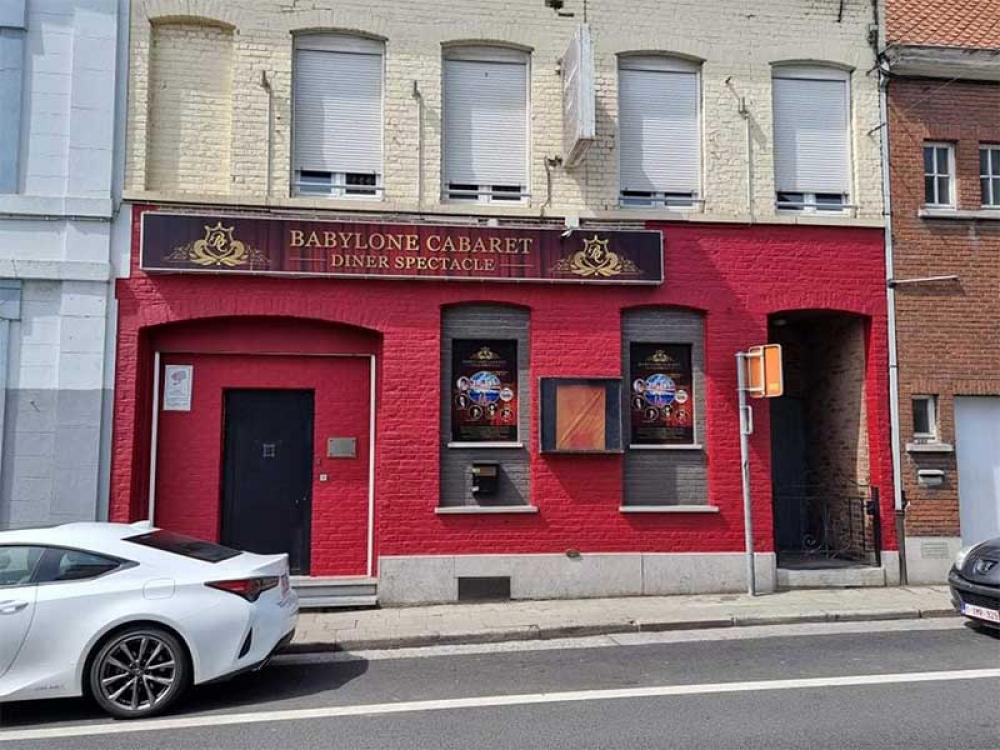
[139,212,664,285]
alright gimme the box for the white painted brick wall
[125,0,884,224]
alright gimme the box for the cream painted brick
[125,0,884,224]
[145,23,234,193]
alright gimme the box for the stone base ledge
[377,552,777,605]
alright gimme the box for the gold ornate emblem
[472,347,499,361]
[649,349,670,364]
[190,223,249,267]
[551,235,639,278]
[165,222,268,269]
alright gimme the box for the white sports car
[0,521,298,718]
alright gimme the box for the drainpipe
[726,77,754,222]
[876,10,907,584]
[412,80,424,207]
[260,70,273,200]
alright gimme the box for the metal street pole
[736,351,756,596]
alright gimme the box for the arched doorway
[144,316,379,577]
[768,311,878,570]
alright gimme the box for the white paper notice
[163,364,194,412]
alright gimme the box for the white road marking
[3,668,998,743]
[278,617,967,664]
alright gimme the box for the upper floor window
[618,55,701,209]
[980,145,1000,208]
[0,0,26,194]
[442,45,528,203]
[772,65,851,213]
[293,34,384,199]
[923,142,954,208]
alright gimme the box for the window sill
[447,441,524,449]
[906,441,954,453]
[918,208,1000,220]
[619,505,719,513]
[628,443,704,451]
[436,505,538,515]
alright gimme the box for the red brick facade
[109,206,896,577]
[885,0,1000,558]
[887,76,1000,538]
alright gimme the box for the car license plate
[280,574,290,599]
[961,602,1000,623]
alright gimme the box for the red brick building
[111,1,900,605]
[884,0,1000,581]
[111,211,897,602]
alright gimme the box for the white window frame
[442,45,530,205]
[774,192,848,213]
[980,144,1000,208]
[912,395,939,442]
[772,65,853,214]
[923,142,955,209]
[291,33,385,200]
[617,55,702,210]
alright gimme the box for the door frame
[146,351,377,577]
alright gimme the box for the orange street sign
[746,344,783,398]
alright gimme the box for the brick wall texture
[146,23,234,193]
[110,207,895,574]
[888,77,1000,537]
[125,0,884,223]
[111,1,900,574]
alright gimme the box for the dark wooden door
[221,390,314,574]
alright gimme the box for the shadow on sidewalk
[0,658,369,729]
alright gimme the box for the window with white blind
[442,46,528,203]
[293,34,383,198]
[618,55,701,208]
[980,145,1000,208]
[772,65,852,212]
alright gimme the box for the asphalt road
[1,618,998,749]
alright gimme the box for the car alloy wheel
[89,626,189,719]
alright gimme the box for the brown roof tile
[887,0,1000,49]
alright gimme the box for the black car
[949,537,1000,630]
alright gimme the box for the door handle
[0,600,28,615]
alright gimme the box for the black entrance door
[221,390,314,574]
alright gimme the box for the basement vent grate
[457,576,511,602]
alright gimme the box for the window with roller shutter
[772,65,852,213]
[618,55,701,209]
[292,34,383,199]
[442,46,529,204]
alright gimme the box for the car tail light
[206,576,279,602]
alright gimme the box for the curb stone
[284,608,958,655]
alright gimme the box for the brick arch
[145,315,382,356]
[615,50,706,65]
[144,0,243,29]
[286,11,391,39]
[757,291,880,319]
[620,302,708,317]
[291,27,387,42]
[441,300,532,314]
[441,39,534,54]
[770,59,855,74]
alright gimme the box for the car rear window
[125,530,240,563]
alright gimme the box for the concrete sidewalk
[289,585,956,652]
